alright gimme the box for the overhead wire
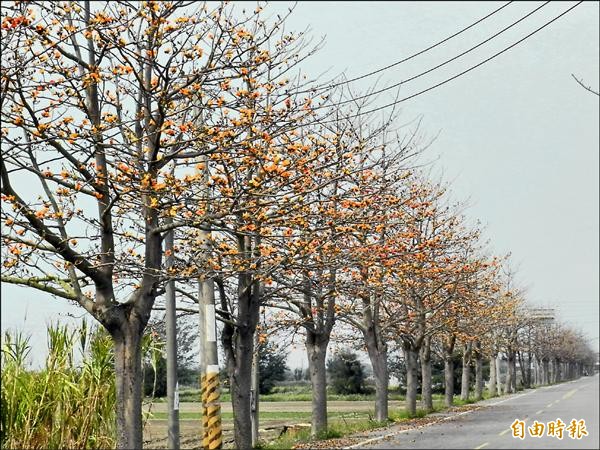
[297,1,515,95]
[314,1,583,125]
[312,1,550,111]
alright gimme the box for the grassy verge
[258,416,391,450]
[147,388,520,448]
[150,387,406,403]
[149,410,373,421]
[259,389,505,449]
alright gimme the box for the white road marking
[474,443,489,449]
[345,391,533,449]
[487,392,529,407]
[562,389,577,400]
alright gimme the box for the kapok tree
[166,25,355,444]
[0,1,320,447]
[382,178,483,415]
[258,103,412,434]
[338,147,422,422]
[258,137,365,436]
[451,256,506,401]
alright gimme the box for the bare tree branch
[572,73,600,96]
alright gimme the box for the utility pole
[200,273,221,449]
[165,224,180,448]
[251,329,260,447]
[198,279,206,441]
[199,259,222,450]
[198,154,222,450]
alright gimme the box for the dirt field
[143,400,405,448]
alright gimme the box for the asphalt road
[355,374,599,449]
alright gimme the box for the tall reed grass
[1,321,116,449]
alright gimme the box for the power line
[302,1,515,94]
[317,1,583,125]
[314,1,550,110]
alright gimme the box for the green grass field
[143,390,494,449]
[155,384,407,403]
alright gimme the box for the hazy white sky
[2,1,598,368]
[276,1,600,365]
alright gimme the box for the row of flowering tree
[1,2,596,449]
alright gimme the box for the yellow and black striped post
[199,273,222,449]
[202,367,222,449]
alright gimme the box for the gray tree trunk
[404,345,419,416]
[113,325,143,450]
[221,251,261,450]
[511,353,517,392]
[496,354,503,395]
[443,336,456,407]
[373,356,389,422]
[517,351,528,389]
[505,351,515,394]
[229,326,254,450]
[420,336,433,411]
[366,345,388,422]
[474,342,483,401]
[460,342,472,400]
[363,322,388,422]
[542,359,550,385]
[489,353,497,397]
[306,335,329,437]
[526,352,532,388]
[444,356,454,407]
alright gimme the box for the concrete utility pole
[198,279,206,440]
[198,155,222,450]
[200,273,221,449]
[164,225,180,448]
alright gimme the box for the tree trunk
[404,345,419,416]
[542,358,550,385]
[113,325,143,450]
[372,356,389,422]
[220,254,262,450]
[511,353,517,392]
[496,354,503,395]
[444,356,454,407]
[229,326,254,450]
[363,325,388,422]
[460,342,472,401]
[306,334,329,437]
[505,350,515,394]
[474,342,483,401]
[366,345,388,422]
[443,336,456,407]
[489,353,497,397]
[420,336,433,411]
[526,352,532,388]
[517,350,529,389]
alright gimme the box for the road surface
[354,374,599,449]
